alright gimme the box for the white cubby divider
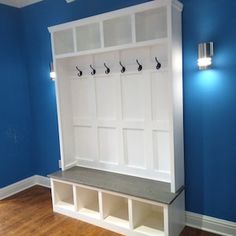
[102,192,130,229]
[131,200,165,236]
[75,186,100,219]
[53,180,75,211]
[51,179,184,236]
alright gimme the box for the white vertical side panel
[51,179,56,210]
[50,33,65,170]
[168,3,184,193]
[54,59,75,169]
[167,191,185,236]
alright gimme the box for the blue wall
[183,0,236,222]
[1,0,236,223]
[0,4,33,187]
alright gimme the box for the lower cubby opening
[53,181,75,211]
[132,200,164,236]
[102,193,130,229]
[75,186,100,219]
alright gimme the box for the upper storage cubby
[53,29,74,55]
[50,2,171,57]
[76,23,101,51]
[103,15,132,47]
[135,7,167,42]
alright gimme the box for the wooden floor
[0,186,219,236]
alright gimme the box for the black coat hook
[104,63,110,74]
[136,59,143,71]
[90,65,96,75]
[155,57,161,70]
[119,61,126,73]
[76,66,83,77]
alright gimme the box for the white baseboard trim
[186,211,236,236]
[0,175,50,200]
[34,175,51,188]
[1,176,235,236]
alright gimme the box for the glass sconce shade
[198,42,214,70]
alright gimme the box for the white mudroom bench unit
[48,0,185,235]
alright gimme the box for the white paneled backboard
[50,0,184,193]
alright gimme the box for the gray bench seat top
[49,166,184,205]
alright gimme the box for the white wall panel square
[71,79,94,119]
[124,129,145,168]
[151,72,170,121]
[98,128,118,164]
[153,131,170,173]
[74,127,96,161]
[121,74,145,121]
[95,77,117,120]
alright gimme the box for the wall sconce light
[198,42,214,70]
[50,62,56,80]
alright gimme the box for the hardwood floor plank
[0,186,219,236]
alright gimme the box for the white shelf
[79,207,100,219]
[104,208,130,229]
[56,199,75,211]
[132,200,164,236]
[134,212,165,236]
[102,193,130,229]
[135,224,165,236]
[75,186,100,219]
[53,181,75,211]
[55,38,168,59]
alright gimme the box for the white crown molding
[0,0,43,8]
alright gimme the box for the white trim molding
[0,175,50,200]
[186,211,236,236]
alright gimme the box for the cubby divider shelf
[53,181,75,211]
[102,193,130,229]
[75,186,100,219]
[132,200,165,236]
